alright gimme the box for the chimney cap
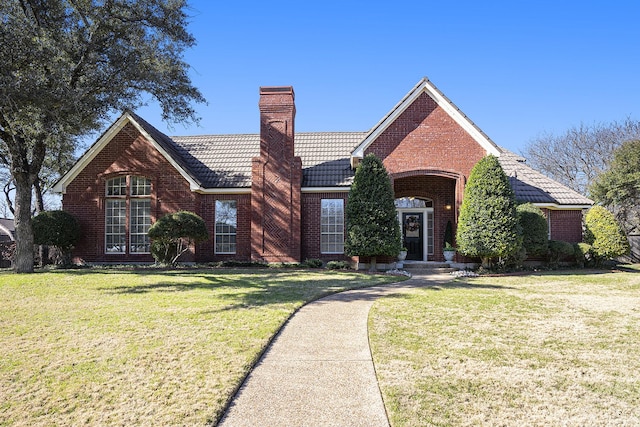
[260,86,294,97]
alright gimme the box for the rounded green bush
[148,211,209,265]
[574,242,592,268]
[584,206,630,262]
[33,210,80,266]
[326,260,350,270]
[516,203,549,257]
[548,240,575,266]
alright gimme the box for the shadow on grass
[87,268,394,311]
[426,280,514,291]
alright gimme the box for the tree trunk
[34,179,48,267]
[14,175,34,273]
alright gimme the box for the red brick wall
[63,122,195,263]
[366,93,486,180]
[251,87,302,262]
[549,209,584,243]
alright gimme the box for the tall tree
[345,154,401,271]
[456,155,521,267]
[523,119,640,195]
[590,140,640,235]
[0,0,205,272]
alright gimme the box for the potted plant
[443,220,456,263]
[443,242,456,263]
[397,247,408,268]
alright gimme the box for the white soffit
[351,78,501,164]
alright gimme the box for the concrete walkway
[218,271,452,427]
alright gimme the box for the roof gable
[52,112,201,193]
[351,78,501,166]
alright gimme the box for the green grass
[369,269,640,426]
[0,268,402,426]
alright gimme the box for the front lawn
[0,268,401,426]
[369,270,640,426]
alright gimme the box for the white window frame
[105,176,152,254]
[105,199,126,253]
[215,200,237,254]
[130,199,151,253]
[321,199,345,254]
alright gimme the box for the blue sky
[136,0,640,154]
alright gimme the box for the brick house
[53,78,592,266]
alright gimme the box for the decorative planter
[443,250,455,263]
[397,250,408,269]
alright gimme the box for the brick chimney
[251,86,302,262]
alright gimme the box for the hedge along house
[53,78,592,266]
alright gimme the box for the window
[130,199,151,253]
[105,199,126,253]
[105,176,152,254]
[394,197,433,208]
[321,199,344,254]
[215,200,237,254]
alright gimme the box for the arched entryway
[392,172,463,262]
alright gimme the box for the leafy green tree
[456,155,521,267]
[148,211,209,266]
[584,206,630,265]
[590,140,640,235]
[0,0,205,272]
[32,210,80,266]
[345,154,401,271]
[516,203,549,257]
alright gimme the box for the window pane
[106,177,127,196]
[320,199,344,254]
[394,197,433,208]
[215,200,237,254]
[131,176,151,196]
[130,199,151,253]
[105,199,126,253]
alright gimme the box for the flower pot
[443,250,455,263]
[397,250,407,269]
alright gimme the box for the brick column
[251,87,302,262]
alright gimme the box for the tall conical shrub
[456,155,521,267]
[345,154,401,270]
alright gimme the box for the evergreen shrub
[148,211,209,266]
[32,210,81,266]
[456,155,521,267]
[584,206,630,264]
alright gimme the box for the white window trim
[215,200,237,255]
[104,176,152,255]
[396,207,434,261]
[320,199,345,255]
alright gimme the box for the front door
[402,212,424,261]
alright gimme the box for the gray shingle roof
[170,132,367,188]
[498,149,593,206]
[132,113,591,206]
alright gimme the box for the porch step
[402,261,452,269]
